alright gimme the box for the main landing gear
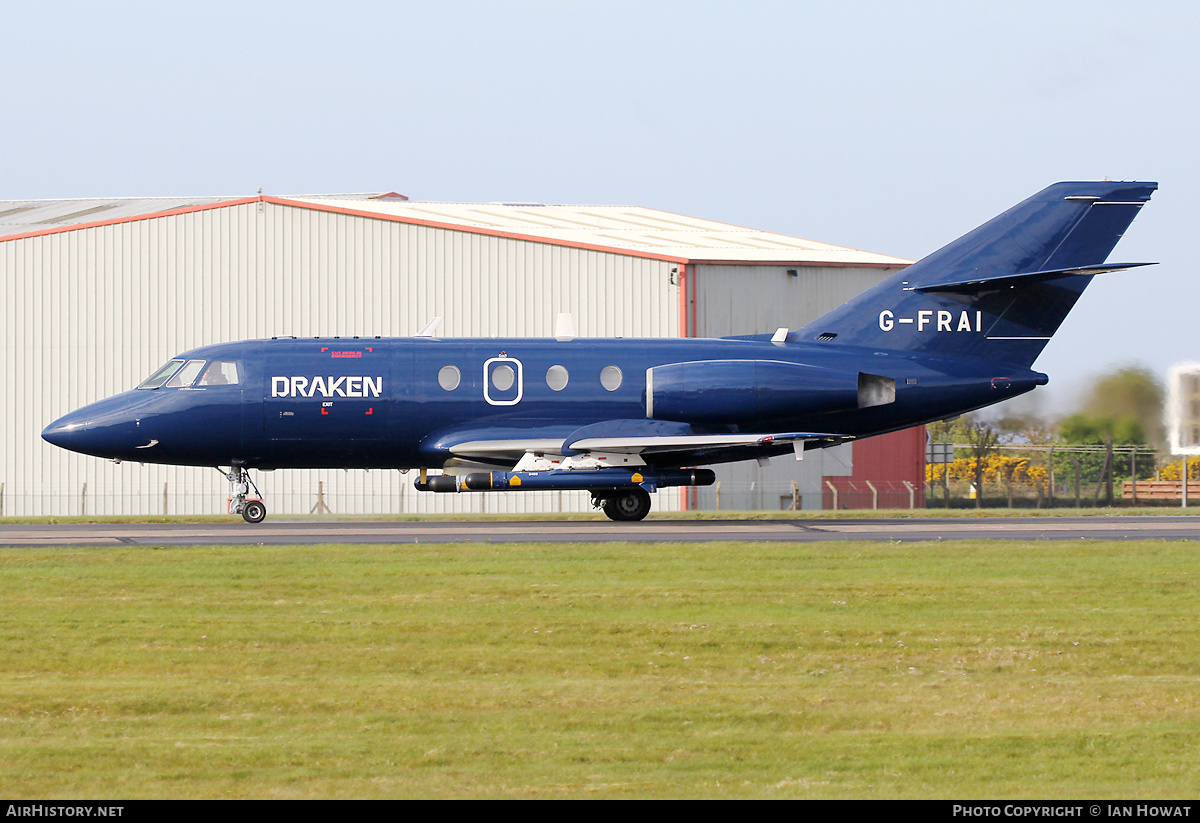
[591,488,652,522]
[224,466,267,523]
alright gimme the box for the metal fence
[0,483,601,518]
[822,480,920,510]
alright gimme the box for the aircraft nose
[41,412,116,457]
[41,416,87,450]
[42,400,143,460]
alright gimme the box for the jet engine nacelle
[645,359,894,424]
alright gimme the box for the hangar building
[0,192,915,516]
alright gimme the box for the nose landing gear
[223,466,267,523]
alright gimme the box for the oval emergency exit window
[483,356,523,406]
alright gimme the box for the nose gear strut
[222,466,266,523]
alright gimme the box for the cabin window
[198,360,240,386]
[491,364,516,392]
[166,359,207,388]
[438,365,461,391]
[546,365,569,391]
[137,359,186,389]
[600,365,623,391]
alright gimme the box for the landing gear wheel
[224,466,268,524]
[602,488,652,522]
[241,499,267,524]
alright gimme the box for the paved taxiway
[2,516,1199,547]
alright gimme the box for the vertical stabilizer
[796,181,1157,367]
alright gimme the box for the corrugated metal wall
[2,200,679,517]
[689,263,903,511]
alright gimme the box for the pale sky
[4,0,1194,416]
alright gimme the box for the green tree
[1077,365,1165,450]
[1052,366,1163,504]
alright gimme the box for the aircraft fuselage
[43,334,1044,471]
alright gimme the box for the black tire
[241,499,267,524]
[602,489,652,522]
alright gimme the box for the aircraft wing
[567,431,847,455]
[445,427,849,466]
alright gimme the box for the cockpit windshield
[165,359,207,388]
[136,358,241,389]
[137,359,186,389]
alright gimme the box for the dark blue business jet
[42,181,1156,522]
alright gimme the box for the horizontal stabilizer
[911,262,1156,294]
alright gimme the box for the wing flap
[570,431,848,455]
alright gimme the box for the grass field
[2,504,1198,525]
[0,538,1197,798]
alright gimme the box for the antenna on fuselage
[415,316,443,338]
[555,313,576,342]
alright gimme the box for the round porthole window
[491,363,515,391]
[600,365,622,391]
[438,365,461,391]
[546,364,569,391]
